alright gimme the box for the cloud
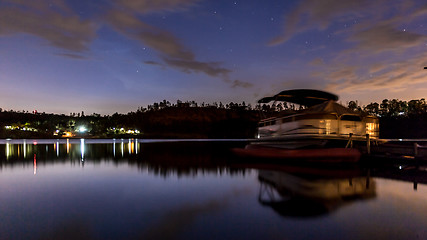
[368,64,386,74]
[320,22,427,93]
[139,31,195,60]
[105,10,194,60]
[270,0,374,45]
[309,58,325,66]
[348,23,426,53]
[410,3,427,19]
[230,80,253,88]
[104,2,243,87]
[273,0,427,95]
[0,0,240,87]
[324,51,427,93]
[103,3,245,87]
[162,58,231,77]
[143,59,253,88]
[144,59,252,88]
[327,66,358,82]
[115,0,199,14]
[270,0,425,46]
[55,53,88,59]
[144,60,161,66]
[0,0,96,52]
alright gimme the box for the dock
[359,139,427,161]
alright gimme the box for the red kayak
[232,144,361,163]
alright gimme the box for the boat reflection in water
[257,165,376,217]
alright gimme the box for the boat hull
[232,144,361,163]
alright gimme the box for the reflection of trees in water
[0,142,249,177]
[257,169,376,217]
[132,142,248,178]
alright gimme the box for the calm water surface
[0,139,427,240]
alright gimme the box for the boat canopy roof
[258,89,338,107]
[302,100,359,116]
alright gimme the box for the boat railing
[258,113,379,139]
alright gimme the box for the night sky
[0,0,426,115]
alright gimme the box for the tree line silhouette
[0,100,260,139]
[346,98,427,138]
[0,98,426,139]
[347,98,427,117]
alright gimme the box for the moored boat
[254,89,381,148]
[232,89,383,162]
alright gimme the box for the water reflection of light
[66,139,70,154]
[113,139,116,157]
[80,139,85,161]
[121,140,124,157]
[23,139,27,158]
[128,139,133,154]
[6,142,10,159]
[135,139,138,154]
[33,154,37,175]
[56,141,59,157]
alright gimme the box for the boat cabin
[256,90,379,141]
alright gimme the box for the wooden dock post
[346,133,353,148]
[366,134,371,155]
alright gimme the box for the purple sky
[0,0,426,115]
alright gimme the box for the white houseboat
[254,89,380,149]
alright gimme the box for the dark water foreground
[0,139,427,240]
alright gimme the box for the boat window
[364,117,378,123]
[340,115,361,121]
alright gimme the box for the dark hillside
[132,107,259,138]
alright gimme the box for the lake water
[1,139,427,240]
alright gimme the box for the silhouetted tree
[347,101,360,111]
[364,102,379,115]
